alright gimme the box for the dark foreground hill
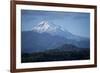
[21,44,90,63]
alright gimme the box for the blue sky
[21,10,90,38]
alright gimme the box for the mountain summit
[32,21,65,34]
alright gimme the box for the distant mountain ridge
[21,21,90,53]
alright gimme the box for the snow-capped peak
[37,21,50,29]
[32,21,64,33]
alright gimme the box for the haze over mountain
[21,21,90,53]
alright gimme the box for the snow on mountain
[32,21,65,34]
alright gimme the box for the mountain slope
[21,31,68,53]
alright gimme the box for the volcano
[21,21,90,53]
